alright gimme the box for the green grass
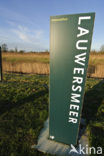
[0,74,104,156]
[3,56,49,64]
[82,78,104,155]
[2,53,49,64]
[0,73,52,156]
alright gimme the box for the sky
[0,0,104,52]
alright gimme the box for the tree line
[1,43,104,53]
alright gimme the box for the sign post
[49,13,95,145]
[0,47,3,81]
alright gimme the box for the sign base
[33,118,88,156]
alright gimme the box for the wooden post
[0,47,3,81]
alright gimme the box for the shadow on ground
[0,82,48,115]
[79,79,104,150]
[82,79,104,124]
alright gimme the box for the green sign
[49,13,95,145]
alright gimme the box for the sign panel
[49,13,95,145]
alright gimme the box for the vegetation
[82,78,104,155]
[2,52,49,75]
[0,73,104,155]
[88,52,104,78]
[89,52,104,66]
[0,73,52,156]
[1,44,8,52]
[2,52,49,63]
[1,51,104,77]
[100,44,104,52]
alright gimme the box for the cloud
[11,25,44,44]
[0,5,49,51]
[12,29,31,43]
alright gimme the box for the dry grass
[2,52,104,78]
[88,53,104,78]
[89,52,104,66]
[2,52,49,75]
[3,62,49,75]
[2,52,49,63]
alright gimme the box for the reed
[2,52,49,74]
[2,52,104,78]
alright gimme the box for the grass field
[2,52,49,63]
[82,78,104,155]
[2,52,49,75]
[2,51,104,77]
[0,73,52,156]
[88,52,104,78]
[0,73,104,156]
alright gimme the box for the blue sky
[0,0,104,51]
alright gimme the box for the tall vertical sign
[0,47,3,81]
[49,13,95,145]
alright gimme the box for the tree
[100,45,104,52]
[1,43,8,52]
[15,47,18,53]
[19,50,25,53]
